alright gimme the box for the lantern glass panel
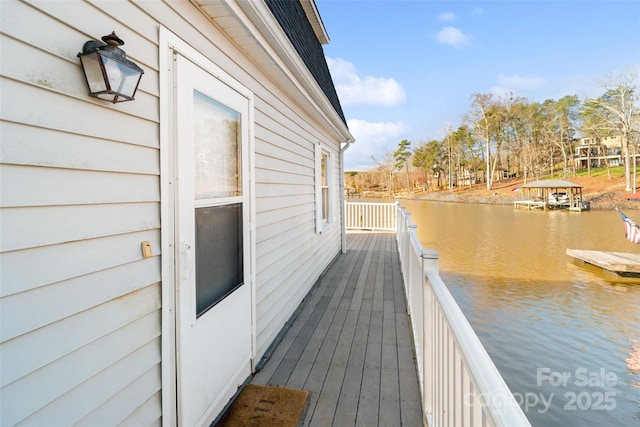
[80,52,107,93]
[102,55,141,98]
[102,56,130,96]
[120,70,143,98]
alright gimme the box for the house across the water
[0,1,354,425]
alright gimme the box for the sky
[315,0,640,171]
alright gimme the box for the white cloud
[326,56,357,82]
[438,12,456,22]
[472,7,484,16]
[344,119,406,170]
[436,26,470,48]
[327,57,407,107]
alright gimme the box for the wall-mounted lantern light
[77,31,144,103]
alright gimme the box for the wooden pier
[514,200,589,211]
[566,249,640,277]
[514,200,546,210]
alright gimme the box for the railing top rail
[345,201,397,206]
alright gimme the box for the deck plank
[259,233,371,387]
[299,236,371,424]
[250,232,423,426]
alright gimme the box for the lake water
[398,199,640,427]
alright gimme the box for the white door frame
[159,27,256,426]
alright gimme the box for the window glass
[321,151,329,221]
[195,204,243,317]
[193,90,241,199]
[192,90,244,317]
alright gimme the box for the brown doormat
[216,384,309,427]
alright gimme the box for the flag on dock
[616,209,640,244]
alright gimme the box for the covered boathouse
[514,179,588,211]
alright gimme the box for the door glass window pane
[193,90,241,199]
[195,204,243,317]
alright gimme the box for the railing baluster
[345,201,397,230]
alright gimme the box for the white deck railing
[345,201,397,231]
[395,205,531,427]
[346,201,530,426]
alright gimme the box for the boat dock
[514,200,589,211]
[514,179,590,211]
[566,249,640,277]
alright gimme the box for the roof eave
[300,0,330,44]
[191,0,352,143]
[522,180,582,189]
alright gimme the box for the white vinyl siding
[253,110,341,357]
[1,0,162,425]
[1,0,347,424]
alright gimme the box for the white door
[174,54,252,427]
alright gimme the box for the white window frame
[315,143,334,233]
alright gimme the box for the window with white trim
[316,144,333,232]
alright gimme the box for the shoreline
[346,172,640,211]
[398,190,640,210]
[344,187,639,210]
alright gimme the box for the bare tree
[443,124,454,191]
[584,72,640,191]
[581,98,615,179]
[506,97,535,180]
[372,151,396,195]
[539,96,580,178]
[468,93,510,190]
[468,93,494,190]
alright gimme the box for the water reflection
[399,200,640,426]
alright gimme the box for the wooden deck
[251,231,424,426]
[567,249,640,276]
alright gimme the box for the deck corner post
[421,250,439,273]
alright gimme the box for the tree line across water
[346,72,639,196]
